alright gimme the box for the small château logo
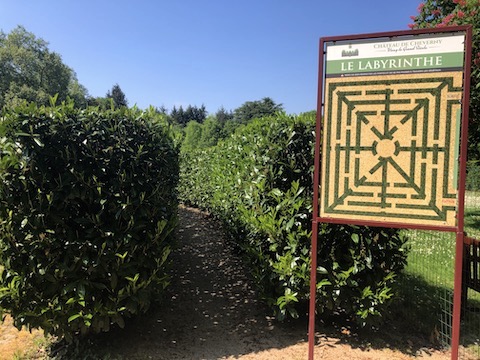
[341,45,359,57]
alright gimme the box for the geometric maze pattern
[320,72,463,227]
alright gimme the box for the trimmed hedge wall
[179,112,408,326]
[0,103,179,340]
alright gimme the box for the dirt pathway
[100,206,307,359]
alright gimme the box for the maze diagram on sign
[320,73,463,227]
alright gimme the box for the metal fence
[400,191,480,359]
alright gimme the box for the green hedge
[0,102,179,340]
[179,112,408,326]
[466,160,480,191]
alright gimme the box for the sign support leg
[308,220,319,360]
[451,231,465,360]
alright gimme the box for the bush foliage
[179,112,408,326]
[0,102,179,340]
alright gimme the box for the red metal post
[452,231,465,360]
[308,220,319,360]
[450,25,472,360]
[308,36,326,360]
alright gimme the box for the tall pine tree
[106,83,128,108]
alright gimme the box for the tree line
[0,25,283,143]
[0,26,129,110]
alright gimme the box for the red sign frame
[309,26,473,360]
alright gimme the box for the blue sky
[0,1,422,115]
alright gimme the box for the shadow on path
[101,206,307,359]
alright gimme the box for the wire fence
[399,190,480,359]
[460,191,480,359]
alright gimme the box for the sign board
[310,27,473,360]
[318,31,467,229]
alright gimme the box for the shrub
[0,102,179,340]
[466,160,480,191]
[179,112,408,326]
[316,225,407,326]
